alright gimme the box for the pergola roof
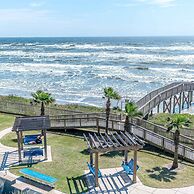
[83,131,144,153]
[12,116,50,131]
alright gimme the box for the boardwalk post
[133,150,137,183]
[190,91,193,105]
[95,152,99,187]
[157,103,160,113]
[179,92,182,113]
[182,92,185,110]
[169,97,172,113]
[163,101,165,113]
[173,96,176,113]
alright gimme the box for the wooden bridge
[0,82,193,163]
[136,82,194,117]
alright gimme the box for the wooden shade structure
[12,116,50,162]
[84,131,144,187]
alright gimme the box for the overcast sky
[0,0,194,37]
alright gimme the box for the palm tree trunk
[105,98,111,133]
[172,129,180,169]
[124,115,131,133]
[41,102,45,116]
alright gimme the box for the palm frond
[31,90,55,105]
[125,101,142,118]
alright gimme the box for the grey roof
[83,131,144,153]
[12,116,50,131]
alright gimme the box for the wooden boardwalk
[49,115,194,163]
[136,82,194,116]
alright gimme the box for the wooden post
[172,96,176,114]
[179,92,182,113]
[95,152,99,187]
[163,101,165,113]
[96,118,100,134]
[20,131,23,150]
[133,150,137,183]
[157,103,160,113]
[43,128,48,160]
[169,97,172,114]
[17,131,22,162]
[182,92,185,110]
[190,91,193,105]
[90,152,93,166]
[124,150,128,164]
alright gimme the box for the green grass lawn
[1,129,194,193]
[0,113,15,131]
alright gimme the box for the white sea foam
[1,49,194,65]
[0,39,194,107]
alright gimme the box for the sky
[0,0,194,37]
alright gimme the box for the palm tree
[166,115,191,169]
[103,87,121,133]
[124,101,143,133]
[31,90,55,116]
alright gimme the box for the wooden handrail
[50,115,194,162]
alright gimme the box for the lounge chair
[87,162,102,177]
[20,168,57,187]
[23,148,43,158]
[23,134,42,145]
[121,159,139,175]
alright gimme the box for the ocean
[0,36,194,107]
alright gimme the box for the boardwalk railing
[50,113,194,148]
[49,115,194,163]
[136,82,194,116]
[134,118,194,148]
[136,82,181,108]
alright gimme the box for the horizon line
[0,35,194,38]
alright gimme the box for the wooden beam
[99,133,111,148]
[104,133,117,147]
[95,152,99,187]
[89,133,99,149]
[133,150,137,183]
[120,132,132,145]
[94,133,104,148]
[124,132,137,145]
[109,132,122,146]
[83,134,92,149]
[115,132,128,146]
